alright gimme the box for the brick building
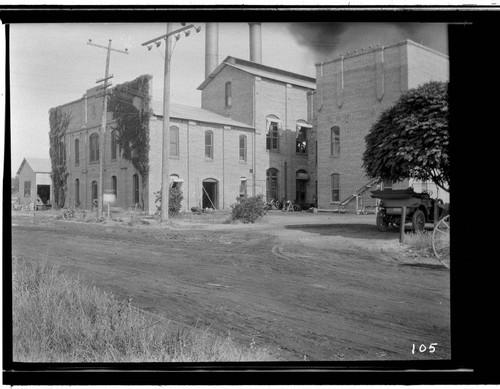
[51,36,448,215]
[313,40,449,212]
[53,55,316,214]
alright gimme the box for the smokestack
[205,23,219,78]
[249,22,262,64]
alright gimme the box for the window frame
[74,138,80,166]
[75,178,80,205]
[133,174,140,205]
[331,126,340,156]
[239,134,247,162]
[296,127,308,154]
[266,121,280,151]
[331,173,340,202]
[205,130,214,160]
[170,126,180,158]
[24,181,31,197]
[89,133,100,162]
[111,130,118,160]
[225,81,232,108]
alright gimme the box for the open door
[202,178,218,209]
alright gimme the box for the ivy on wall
[108,74,153,188]
[49,107,72,209]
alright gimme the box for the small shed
[16,158,53,206]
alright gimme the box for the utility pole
[142,23,201,221]
[87,38,128,218]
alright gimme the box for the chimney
[205,23,219,78]
[248,22,262,64]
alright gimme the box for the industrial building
[50,23,449,215]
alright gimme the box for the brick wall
[147,116,255,214]
[57,88,141,211]
[314,40,449,211]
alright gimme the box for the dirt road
[11,212,450,361]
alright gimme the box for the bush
[230,195,268,224]
[155,186,184,217]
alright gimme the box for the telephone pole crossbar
[87,38,128,218]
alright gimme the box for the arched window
[239,135,247,162]
[331,173,340,202]
[111,176,117,196]
[266,115,280,151]
[75,178,80,205]
[111,130,118,160]
[133,174,140,205]
[170,126,179,157]
[74,138,80,166]
[331,126,340,156]
[59,142,66,165]
[225,81,232,107]
[205,131,214,159]
[266,168,279,201]
[89,133,99,162]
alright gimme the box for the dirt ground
[11,210,450,361]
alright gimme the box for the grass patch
[12,257,276,362]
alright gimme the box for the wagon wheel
[432,215,450,269]
[412,209,426,232]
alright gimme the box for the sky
[7,21,448,175]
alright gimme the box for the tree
[363,81,449,192]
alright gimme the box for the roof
[151,101,254,129]
[17,158,52,175]
[197,56,317,91]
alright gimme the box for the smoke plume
[286,23,448,62]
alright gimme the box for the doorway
[37,185,50,205]
[202,178,218,209]
[296,170,308,204]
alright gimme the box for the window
[331,173,340,202]
[112,176,117,196]
[133,174,140,205]
[74,138,80,166]
[205,131,213,159]
[331,126,340,156]
[75,179,80,205]
[89,133,99,162]
[266,118,280,151]
[239,179,247,198]
[225,81,232,107]
[59,142,66,165]
[266,168,279,201]
[111,130,118,160]
[239,135,247,162]
[296,127,308,154]
[24,181,31,197]
[170,126,179,157]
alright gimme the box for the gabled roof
[151,101,254,129]
[197,56,316,91]
[17,158,52,176]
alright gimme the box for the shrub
[155,186,184,217]
[230,195,268,224]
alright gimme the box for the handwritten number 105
[412,343,438,354]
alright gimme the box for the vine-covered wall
[48,107,72,209]
[108,74,153,196]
